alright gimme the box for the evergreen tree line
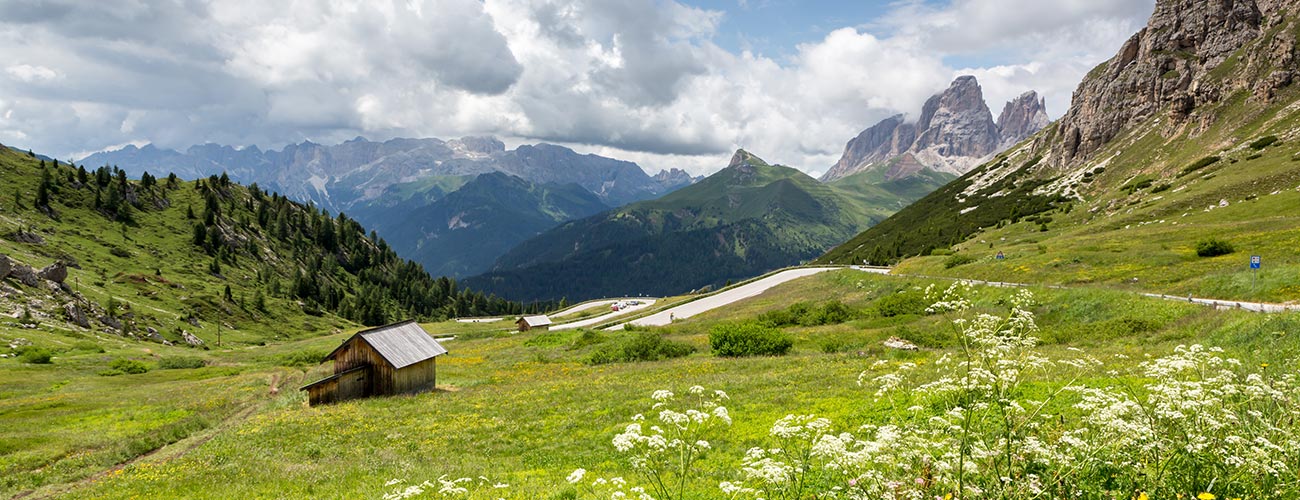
[27,158,543,325]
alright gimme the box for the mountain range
[465,150,944,301]
[820,76,1049,182]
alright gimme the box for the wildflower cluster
[601,386,731,500]
[381,476,508,499]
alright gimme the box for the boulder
[64,303,89,328]
[98,315,123,331]
[10,264,40,287]
[882,336,919,351]
[11,230,44,245]
[38,262,67,283]
[0,254,11,280]
[181,330,205,346]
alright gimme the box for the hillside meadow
[5,269,1299,498]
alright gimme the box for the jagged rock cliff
[822,76,1048,181]
[1048,0,1299,168]
[997,91,1051,148]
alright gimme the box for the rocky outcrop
[0,254,10,280]
[822,76,1048,181]
[652,168,700,191]
[181,330,205,346]
[997,91,1051,148]
[1048,0,1299,168]
[98,315,123,331]
[38,263,67,283]
[10,264,39,287]
[64,302,89,328]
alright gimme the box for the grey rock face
[0,254,10,280]
[181,330,205,346]
[997,91,1051,148]
[823,76,1047,181]
[1048,0,1297,167]
[98,315,122,331]
[652,168,700,191]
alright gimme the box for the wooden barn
[516,315,552,332]
[300,320,448,406]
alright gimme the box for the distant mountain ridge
[465,150,942,301]
[820,76,1049,182]
[79,137,688,213]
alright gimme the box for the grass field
[7,270,1297,498]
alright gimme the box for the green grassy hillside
[465,150,935,301]
[19,269,1298,498]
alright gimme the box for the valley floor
[4,269,1300,498]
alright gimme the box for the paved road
[610,267,853,329]
[552,300,657,330]
[550,300,618,318]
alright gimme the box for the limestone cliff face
[997,91,1051,148]
[1047,0,1299,168]
[822,76,1047,182]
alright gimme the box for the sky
[0,0,1156,177]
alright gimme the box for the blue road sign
[1251,255,1261,269]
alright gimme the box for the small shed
[516,315,553,332]
[300,320,448,406]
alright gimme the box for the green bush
[586,332,694,365]
[709,321,793,357]
[1195,238,1235,257]
[943,254,977,269]
[1150,183,1172,193]
[18,346,53,364]
[758,301,859,327]
[109,358,151,374]
[1179,156,1220,177]
[1249,135,1279,150]
[875,292,928,318]
[157,356,206,369]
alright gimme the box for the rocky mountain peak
[996,91,1050,147]
[822,76,1044,182]
[652,168,700,190]
[1048,0,1298,168]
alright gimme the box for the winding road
[608,267,888,330]
[553,300,657,330]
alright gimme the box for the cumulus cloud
[0,0,1154,176]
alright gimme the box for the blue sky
[684,0,911,58]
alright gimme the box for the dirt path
[17,374,291,499]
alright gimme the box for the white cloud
[0,0,1155,177]
[5,64,59,82]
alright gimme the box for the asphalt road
[609,267,873,329]
[552,299,657,330]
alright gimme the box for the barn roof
[327,320,448,369]
[519,315,552,327]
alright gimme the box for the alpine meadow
[5,1,1300,499]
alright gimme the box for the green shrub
[586,332,694,365]
[18,346,53,364]
[875,292,928,318]
[109,358,150,374]
[571,329,606,350]
[929,248,954,256]
[1245,153,1263,161]
[157,356,206,369]
[1179,156,1220,177]
[1195,238,1235,257]
[1249,135,1279,150]
[1150,183,1172,193]
[1120,178,1153,194]
[758,301,859,327]
[943,254,977,269]
[709,321,793,357]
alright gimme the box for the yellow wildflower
[1138,493,1149,500]
[1198,493,1216,500]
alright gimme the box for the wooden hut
[516,315,553,332]
[300,320,447,406]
